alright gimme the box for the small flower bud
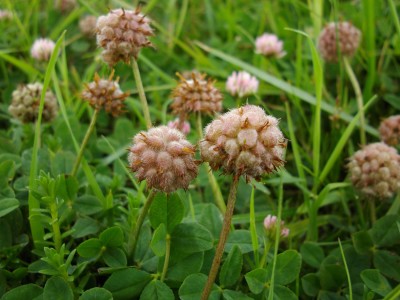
[200,105,286,181]
[263,214,290,240]
[31,38,56,62]
[347,142,400,198]
[255,33,286,58]
[81,71,129,116]
[379,115,400,146]
[168,118,191,135]
[226,71,259,98]
[8,83,58,123]
[128,126,198,193]
[318,21,361,62]
[79,15,97,37]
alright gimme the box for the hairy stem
[343,57,366,145]
[201,175,239,300]
[160,234,171,282]
[132,58,152,129]
[71,109,98,177]
[128,190,156,260]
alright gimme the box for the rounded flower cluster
[255,33,286,58]
[318,21,361,62]
[79,15,97,37]
[81,71,129,116]
[379,115,400,146]
[96,8,153,66]
[347,143,400,199]
[200,105,286,181]
[264,215,290,239]
[226,71,259,98]
[54,0,76,12]
[128,126,198,193]
[31,38,56,62]
[0,9,13,21]
[171,73,223,115]
[8,83,58,123]
[168,118,191,135]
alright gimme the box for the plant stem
[71,109,98,177]
[267,174,284,300]
[128,190,157,260]
[259,237,271,268]
[201,174,239,300]
[132,58,152,129]
[369,198,376,224]
[49,201,61,251]
[196,112,226,213]
[343,57,366,145]
[338,238,353,300]
[249,187,259,266]
[160,234,171,282]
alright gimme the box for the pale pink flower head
[0,9,13,21]
[200,105,286,181]
[255,33,286,58]
[379,115,400,146]
[79,15,97,37]
[263,214,290,239]
[226,71,259,98]
[168,118,191,135]
[31,38,56,62]
[128,126,198,193]
[347,142,400,199]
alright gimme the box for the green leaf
[103,268,152,300]
[79,287,113,300]
[51,151,75,175]
[103,247,127,268]
[168,252,204,282]
[219,245,242,288]
[0,284,43,300]
[266,250,302,285]
[370,215,400,247]
[225,230,253,254]
[352,231,374,254]
[149,193,184,233]
[150,224,167,257]
[71,218,100,238]
[222,290,253,300]
[139,280,174,300]
[73,195,103,215]
[0,198,19,218]
[361,269,392,297]
[319,259,346,291]
[373,250,400,281]
[179,273,220,300]
[300,242,324,268]
[196,204,222,239]
[171,223,213,253]
[0,160,15,188]
[301,273,320,297]
[43,276,73,300]
[77,238,103,258]
[100,226,124,247]
[245,268,268,294]
[265,285,297,300]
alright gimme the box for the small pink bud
[263,214,290,240]
[168,118,191,135]
[31,38,56,62]
[226,71,259,98]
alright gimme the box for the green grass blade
[249,186,259,266]
[362,0,376,101]
[28,31,66,247]
[338,238,353,300]
[0,52,40,79]
[194,41,379,137]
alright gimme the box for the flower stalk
[132,58,152,129]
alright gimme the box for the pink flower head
[0,10,13,21]
[168,118,191,135]
[226,71,259,98]
[255,33,286,58]
[31,38,56,62]
[263,214,290,239]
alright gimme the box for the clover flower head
[200,105,286,181]
[31,38,56,62]
[263,214,290,239]
[79,15,97,37]
[255,33,286,58]
[318,21,361,62]
[128,126,198,193]
[8,82,58,123]
[96,8,154,66]
[347,142,400,199]
[226,71,259,98]
[379,115,400,146]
